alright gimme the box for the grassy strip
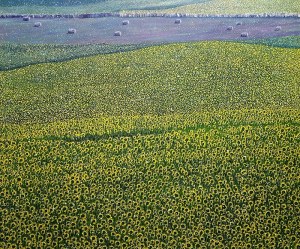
[0,43,152,71]
[237,35,300,49]
[0,0,206,14]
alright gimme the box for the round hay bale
[175,19,182,24]
[122,20,129,25]
[227,26,233,31]
[114,31,122,36]
[275,26,282,31]
[23,16,30,21]
[34,22,42,27]
[236,21,242,26]
[67,28,76,34]
[241,32,249,37]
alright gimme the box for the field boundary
[1,12,300,19]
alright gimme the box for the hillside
[1,41,300,248]
[1,36,300,71]
[1,41,299,124]
[0,43,150,71]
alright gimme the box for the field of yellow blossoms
[1,41,300,248]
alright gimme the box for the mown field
[0,0,299,14]
[1,17,299,47]
[1,41,300,248]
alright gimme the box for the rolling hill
[1,40,299,248]
[1,41,299,124]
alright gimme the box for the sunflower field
[1,41,299,124]
[1,41,300,248]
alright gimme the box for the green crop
[1,41,299,248]
[1,109,299,248]
[0,43,151,71]
[1,41,299,124]
[1,38,299,72]
[238,35,300,49]
[168,0,300,15]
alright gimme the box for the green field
[1,36,300,71]
[240,36,300,49]
[0,0,206,14]
[1,41,300,248]
[1,41,300,123]
[1,0,103,6]
[0,43,151,71]
[0,0,299,14]
[169,0,300,15]
[1,109,300,248]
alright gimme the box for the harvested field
[0,17,299,44]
